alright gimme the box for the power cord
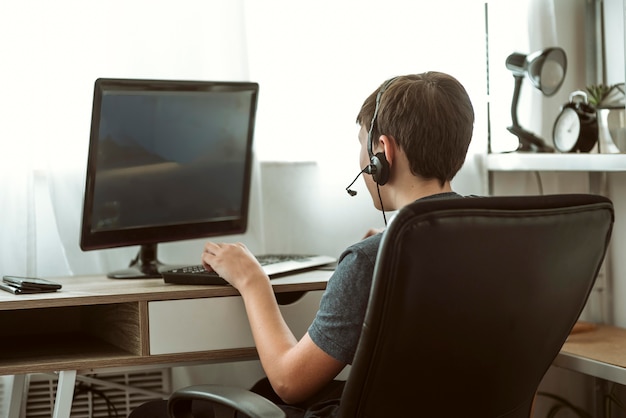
[533,171,544,195]
[604,383,626,417]
[539,384,626,418]
[536,392,591,418]
[74,382,119,417]
[376,184,387,226]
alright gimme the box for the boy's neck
[386,179,453,210]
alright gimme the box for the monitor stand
[107,243,176,279]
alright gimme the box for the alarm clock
[553,91,598,152]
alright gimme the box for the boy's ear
[378,135,396,165]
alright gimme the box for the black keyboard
[162,264,225,285]
[161,254,336,285]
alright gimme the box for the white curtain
[1,0,491,279]
[0,0,251,277]
[0,167,34,275]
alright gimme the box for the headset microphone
[345,166,369,196]
[344,76,397,225]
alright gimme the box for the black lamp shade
[527,48,567,96]
[506,47,567,96]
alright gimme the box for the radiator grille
[25,370,170,418]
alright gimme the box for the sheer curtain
[1,0,492,278]
[0,0,251,278]
[0,167,34,276]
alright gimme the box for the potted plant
[585,83,625,153]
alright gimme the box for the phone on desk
[1,276,62,294]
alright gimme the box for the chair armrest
[167,384,286,418]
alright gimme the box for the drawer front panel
[149,291,322,355]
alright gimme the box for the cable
[74,382,119,418]
[604,382,626,417]
[536,392,591,418]
[376,184,387,226]
[533,171,544,195]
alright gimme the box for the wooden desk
[556,324,626,386]
[551,324,626,417]
[0,270,330,418]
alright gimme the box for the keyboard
[161,254,337,285]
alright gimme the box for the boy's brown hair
[356,72,474,186]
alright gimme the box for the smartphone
[2,276,62,291]
[0,281,59,295]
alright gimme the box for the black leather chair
[167,194,614,418]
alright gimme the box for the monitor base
[106,244,180,280]
[107,265,165,279]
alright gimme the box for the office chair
[167,193,614,418]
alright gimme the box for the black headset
[366,77,396,186]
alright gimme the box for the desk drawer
[148,290,323,355]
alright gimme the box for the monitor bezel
[79,77,259,252]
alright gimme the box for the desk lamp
[505,47,567,152]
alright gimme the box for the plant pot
[597,105,626,153]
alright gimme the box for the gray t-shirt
[308,233,381,364]
[307,192,461,364]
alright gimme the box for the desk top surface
[562,324,626,369]
[0,269,331,310]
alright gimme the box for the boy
[131,71,474,417]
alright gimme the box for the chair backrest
[338,194,614,418]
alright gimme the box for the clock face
[554,107,581,152]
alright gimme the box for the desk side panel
[83,302,142,355]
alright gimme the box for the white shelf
[486,153,626,172]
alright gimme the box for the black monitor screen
[80,78,259,279]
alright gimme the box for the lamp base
[507,125,554,153]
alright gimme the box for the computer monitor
[80,78,259,279]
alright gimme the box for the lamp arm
[510,75,523,127]
[507,74,553,153]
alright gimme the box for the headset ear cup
[370,152,390,185]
